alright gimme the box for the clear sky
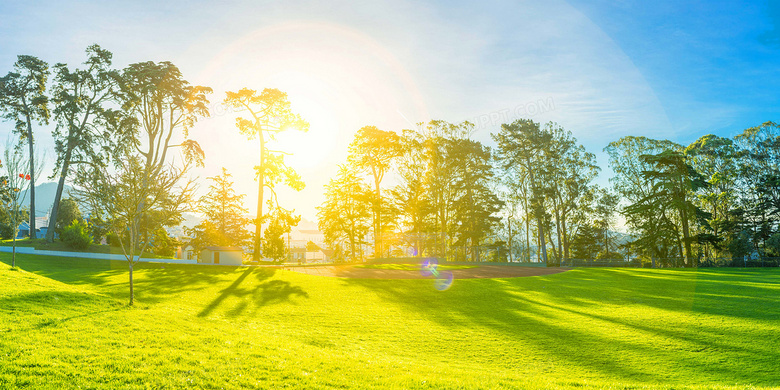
[1,0,778,223]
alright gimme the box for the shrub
[60,220,92,250]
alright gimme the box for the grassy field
[0,254,778,389]
[0,238,173,258]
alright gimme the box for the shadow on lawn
[339,268,780,386]
[198,267,308,318]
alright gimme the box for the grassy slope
[0,254,778,389]
[0,238,173,258]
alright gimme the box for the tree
[186,168,251,253]
[263,202,301,262]
[605,136,682,261]
[624,150,709,267]
[2,138,39,268]
[71,60,208,305]
[46,44,132,242]
[73,156,195,305]
[347,126,402,258]
[0,55,50,239]
[685,134,738,258]
[448,138,503,261]
[55,197,82,234]
[317,165,373,262]
[493,119,554,264]
[224,88,308,261]
[391,129,434,257]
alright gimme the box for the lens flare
[420,258,438,277]
[434,271,454,291]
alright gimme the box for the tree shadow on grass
[197,268,308,318]
[338,269,780,386]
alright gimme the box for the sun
[189,21,429,217]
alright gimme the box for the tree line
[318,118,780,268]
[0,45,307,304]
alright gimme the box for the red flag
[18,174,23,178]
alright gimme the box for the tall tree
[317,165,373,261]
[71,61,209,305]
[624,150,709,267]
[605,136,682,262]
[449,138,503,261]
[391,128,434,257]
[493,119,554,264]
[685,135,738,258]
[186,168,251,253]
[224,88,308,261]
[0,55,50,239]
[46,44,131,242]
[347,125,401,258]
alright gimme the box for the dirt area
[281,264,569,279]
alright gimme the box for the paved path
[283,264,569,279]
[0,246,197,264]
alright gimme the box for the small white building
[199,246,244,265]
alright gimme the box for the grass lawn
[354,263,478,271]
[0,238,174,258]
[0,254,778,389]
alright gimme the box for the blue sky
[0,0,777,221]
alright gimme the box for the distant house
[290,247,306,263]
[179,244,197,260]
[199,246,243,265]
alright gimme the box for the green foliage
[54,197,82,234]
[263,202,300,261]
[59,220,92,250]
[186,168,251,252]
[224,88,308,261]
[0,207,28,240]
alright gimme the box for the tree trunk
[128,261,134,306]
[25,115,36,239]
[46,150,73,242]
[254,137,266,262]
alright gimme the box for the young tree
[2,139,39,268]
[347,126,402,258]
[0,55,50,239]
[46,44,131,242]
[186,168,251,252]
[73,156,195,305]
[224,88,308,261]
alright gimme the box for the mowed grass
[354,263,477,271]
[1,254,778,389]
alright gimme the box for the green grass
[0,238,173,258]
[354,263,478,271]
[1,254,778,389]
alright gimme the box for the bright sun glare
[191,21,429,216]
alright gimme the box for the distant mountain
[20,182,74,219]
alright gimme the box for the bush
[60,220,92,250]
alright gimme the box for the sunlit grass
[1,253,778,389]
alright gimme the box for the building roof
[290,247,307,253]
[203,246,243,251]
